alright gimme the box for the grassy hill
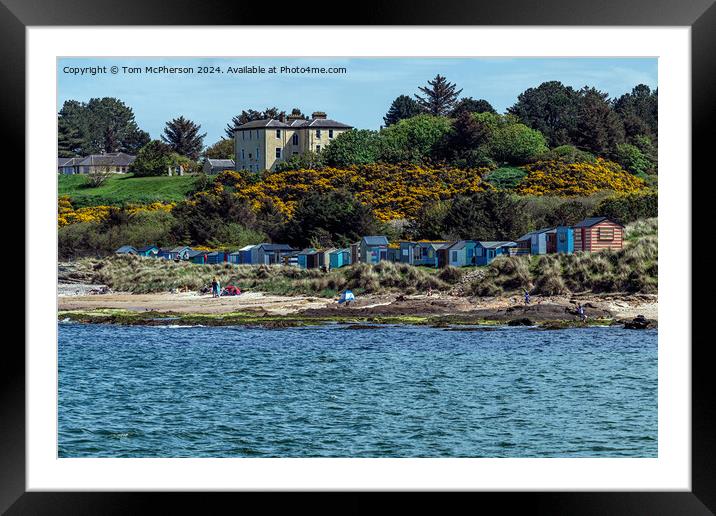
[58,174,199,207]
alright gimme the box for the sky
[58,57,657,146]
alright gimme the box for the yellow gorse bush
[230,164,489,222]
[517,158,646,196]
[58,196,175,227]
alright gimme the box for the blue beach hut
[474,241,517,266]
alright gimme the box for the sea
[58,322,657,458]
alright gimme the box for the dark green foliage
[171,190,258,245]
[573,87,625,157]
[161,116,206,160]
[281,190,378,248]
[58,97,150,155]
[383,95,422,126]
[322,129,383,167]
[450,97,496,116]
[508,81,579,147]
[438,110,492,166]
[596,192,658,225]
[445,190,530,241]
[613,84,658,141]
[414,74,463,116]
[408,201,451,240]
[485,167,528,190]
[57,117,83,157]
[130,140,174,177]
[615,143,651,176]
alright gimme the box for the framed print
[4,0,715,513]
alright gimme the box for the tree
[161,116,206,160]
[445,190,529,240]
[224,107,285,137]
[58,97,150,155]
[508,81,579,147]
[274,151,325,172]
[379,114,453,163]
[323,129,383,167]
[57,117,83,157]
[614,84,658,141]
[573,87,625,157]
[487,121,548,165]
[282,189,378,248]
[383,95,422,126]
[450,97,496,116]
[129,140,174,177]
[616,143,651,176]
[414,74,463,116]
[409,201,450,240]
[438,110,491,166]
[204,138,234,159]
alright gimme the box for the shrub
[517,158,646,196]
[596,191,657,225]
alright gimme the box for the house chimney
[311,111,327,120]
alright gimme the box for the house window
[275,148,282,159]
[241,149,245,159]
[598,227,615,241]
[248,153,252,159]
[316,129,321,138]
[329,129,334,139]
[292,134,299,145]
[276,129,281,138]
[293,151,298,155]
[316,145,321,152]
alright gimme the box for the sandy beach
[58,288,657,322]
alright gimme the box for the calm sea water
[58,323,657,458]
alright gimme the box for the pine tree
[57,117,83,157]
[573,87,625,158]
[414,75,463,116]
[224,107,284,137]
[161,116,206,160]
[450,97,496,116]
[383,95,421,126]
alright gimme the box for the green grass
[58,173,199,207]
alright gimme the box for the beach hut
[187,249,209,264]
[474,241,518,266]
[115,245,137,255]
[350,242,361,264]
[387,243,402,262]
[206,251,227,264]
[228,244,257,264]
[329,248,351,269]
[572,217,624,252]
[444,240,478,267]
[136,245,159,258]
[359,236,389,264]
[253,243,296,265]
[516,226,574,255]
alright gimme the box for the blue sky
[58,57,657,146]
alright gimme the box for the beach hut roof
[517,227,555,241]
[450,240,476,250]
[187,249,206,258]
[258,243,294,251]
[115,245,137,253]
[479,241,517,249]
[362,235,389,246]
[136,245,158,252]
[573,216,624,228]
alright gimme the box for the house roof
[115,245,137,253]
[187,249,207,258]
[362,236,389,246]
[78,152,136,167]
[136,245,158,252]
[235,118,352,131]
[58,157,84,167]
[573,216,624,228]
[238,245,257,251]
[479,241,518,249]
[207,159,235,167]
[450,240,476,250]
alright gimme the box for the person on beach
[211,277,220,298]
[524,290,530,305]
[577,303,586,322]
[427,286,433,297]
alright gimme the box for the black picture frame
[4,1,714,512]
